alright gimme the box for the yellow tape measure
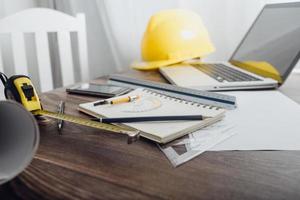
[33,110,139,142]
[0,73,140,143]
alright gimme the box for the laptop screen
[230,3,300,83]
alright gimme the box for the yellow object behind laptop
[230,60,283,83]
[132,9,215,70]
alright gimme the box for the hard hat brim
[131,57,198,70]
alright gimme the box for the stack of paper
[160,90,300,166]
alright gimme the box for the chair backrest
[0,8,89,92]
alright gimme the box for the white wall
[0,0,36,17]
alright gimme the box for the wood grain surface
[1,70,300,200]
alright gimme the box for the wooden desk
[1,71,300,199]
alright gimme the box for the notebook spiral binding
[142,89,220,110]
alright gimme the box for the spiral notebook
[78,88,226,143]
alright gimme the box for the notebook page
[79,88,224,140]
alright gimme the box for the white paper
[187,119,236,150]
[159,120,236,167]
[211,90,300,150]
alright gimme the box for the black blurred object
[66,83,131,98]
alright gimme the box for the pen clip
[94,100,107,106]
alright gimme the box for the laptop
[159,2,300,91]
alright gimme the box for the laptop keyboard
[191,63,262,82]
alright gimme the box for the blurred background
[0,0,299,91]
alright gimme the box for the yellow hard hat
[131,9,215,70]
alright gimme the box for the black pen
[91,115,210,123]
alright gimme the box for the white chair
[0,8,89,92]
